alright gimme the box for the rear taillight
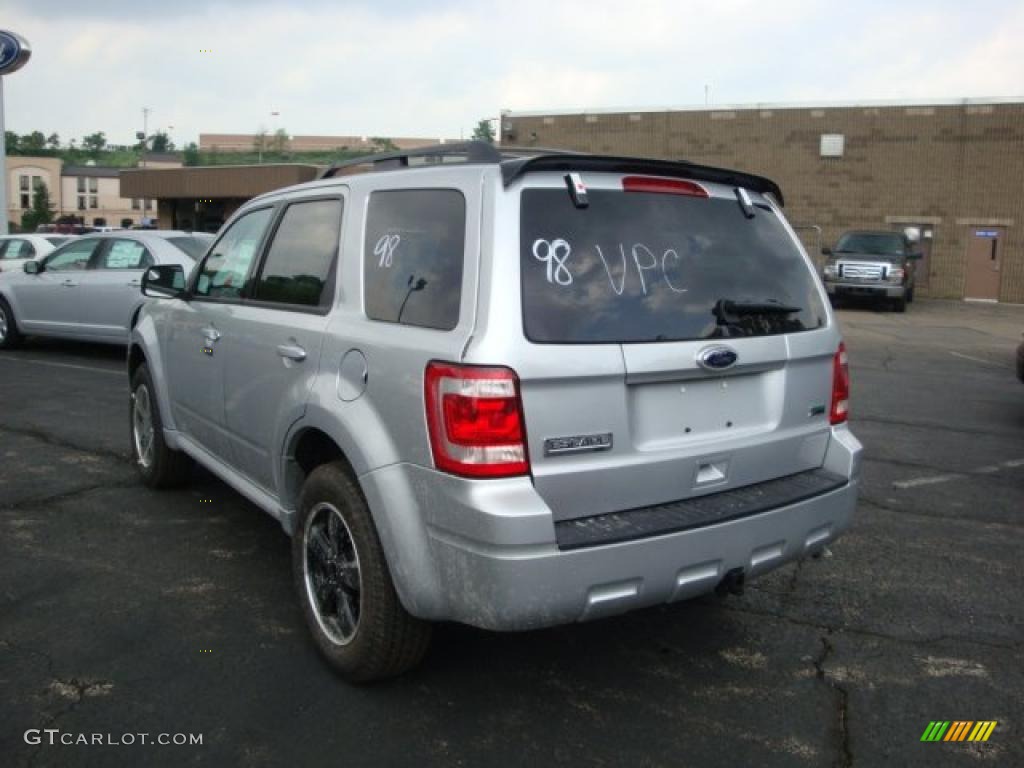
[830,343,850,425]
[424,362,530,478]
[622,176,709,197]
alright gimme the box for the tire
[130,363,192,488]
[0,297,24,350]
[292,462,431,682]
[892,294,907,313]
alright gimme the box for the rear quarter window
[363,189,465,331]
[520,187,826,343]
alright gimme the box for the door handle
[127,280,141,287]
[61,279,78,287]
[201,327,221,343]
[276,344,307,362]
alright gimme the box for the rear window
[45,237,69,247]
[363,189,465,331]
[166,235,214,260]
[520,187,826,343]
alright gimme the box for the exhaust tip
[715,567,746,597]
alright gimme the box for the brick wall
[501,102,1024,302]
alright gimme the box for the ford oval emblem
[0,31,32,76]
[697,345,738,371]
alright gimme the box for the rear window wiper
[716,299,801,315]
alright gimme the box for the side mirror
[142,264,188,299]
[23,260,40,274]
[907,252,923,261]
[821,246,832,256]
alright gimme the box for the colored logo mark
[920,721,997,742]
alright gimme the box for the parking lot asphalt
[1,299,1022,768]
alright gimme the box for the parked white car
[0,231,213,347]
[0,234,74,275]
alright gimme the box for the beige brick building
[6,154,182,230]
[501,98,1024,303]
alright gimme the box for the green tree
[271,128,289,154]
[150,131,174,152]
[183,141,200,166]
[20,131,47,152]
[5,131,19,153]
[46,132,60,150]
[81,131,107,154]
[370,137,399,153]
[471,119,496,144]
[20,181,55,232]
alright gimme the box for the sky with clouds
[2,0,1023,147]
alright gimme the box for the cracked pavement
[1,302,1022,767]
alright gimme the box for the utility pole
[140,107,151,168]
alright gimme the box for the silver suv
[129,143,861,681]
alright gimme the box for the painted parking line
[893,459,1024,489]
[948,351,1010,369]
[0,356,123,377]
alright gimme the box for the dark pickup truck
[821,230,923,312]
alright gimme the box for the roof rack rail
[319,141,578,179]
[320,141,497,178]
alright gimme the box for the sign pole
[0,76,7,234]
[0,30,34,235]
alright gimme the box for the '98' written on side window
[363,189,466,331]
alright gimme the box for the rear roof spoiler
[500,154,784,206]
[319,140,784,206]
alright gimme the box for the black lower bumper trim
[554,468,848,551]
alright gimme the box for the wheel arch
[283,426,359,517]
[280,422,442,618]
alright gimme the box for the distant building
[501,98,1024,303]
[199,133,459,153]
[5,154,183,230]
[120,164,322,232]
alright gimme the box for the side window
[101,239,153,270]
[194,208,273,299]
[363,189,465,330]
[45,240,101,272]
[1,239,35,260]
[253,199,343,308]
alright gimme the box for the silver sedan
[0,231,213,348]
[0,234,74,275]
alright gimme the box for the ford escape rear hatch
[517,176,835,522]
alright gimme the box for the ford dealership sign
[0,30,31,76]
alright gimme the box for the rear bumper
[825,280,905,298]
[360,427,862,631]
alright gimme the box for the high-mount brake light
[424,362,530,478]
[830,343,850,425]
[622,176,709,197]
